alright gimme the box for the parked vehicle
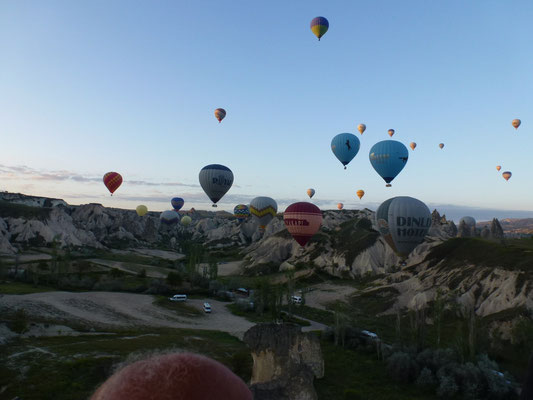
[169,294,187,302]
[291,295,302,304]
[203,302,211,313]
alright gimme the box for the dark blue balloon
[331,133,360,169]
[369,140,409,186]
[171,197,184,211]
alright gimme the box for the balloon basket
[212,204,217,208]
[386,184,392,187]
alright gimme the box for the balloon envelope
[439,143,444,149]
[199,164,234,207]
[502,171,512,181]
[388,129,395,137]
[357,124,366,134]
[337,203,344,210]
[459,216,476,228]
[284,202,323,247]
[356,190,365,199]
[310,16,329,40]
[331,133,360,169]
[307,188,315,198]
[136,205,148,216]
[181,215,192,226]
[369,140,409,186]
[496,165,501,171]
[171,197,184,211]
[160,210,180,225]
[215,108,226,123]
[410,142,416,150]
[376,196,431,258]
[103,172,123,195]
[512,119,521,129]
[250,197,277,229]
[234,204,250,220]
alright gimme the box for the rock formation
[490,218,504,240]
[243,323,323,400]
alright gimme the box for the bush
[386,351,420,383]
[145,279,172,295]
[166,271,182,286]
[10,308,29,334]
[436,374,459,398]
[416,367,437,389]
[109,268,124,278]
[93,279,125,292]
[137,269,146,278]
[344,388,365,399]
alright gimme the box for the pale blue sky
[1,0,533,219]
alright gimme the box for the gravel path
[0,291,326,339]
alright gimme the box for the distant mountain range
[477,218,533,235]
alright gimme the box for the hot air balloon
[250,197,277,229]
[160,210,180,225]
[181,215,192,226]
[310,16,329,41]
[199,164,234,207]
[388,129,395,137]
[331,133,360,169]
[496,165,501,172]
[357,124,366,135]
[512,119,521,129]
[214,108,226,123]
[103,172,123,196]
[136,205,148,216]
[283,202,323,247]
[307,188,315,198]
[234,204,250,220]
[369,140,409,187]
[171,197,184,211]
[439,143,444,149]
[337,203,344,210]
[410,142,416,150]
[356,190,365,200]
[502,171,512,181]
[375,196,431,258]
[459,216,476,230]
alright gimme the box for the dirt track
[0,291,326,339]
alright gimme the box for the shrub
[10,308,29,334]
[166,271,182,286]
[436,374,459,398]
[344,388,365,399]
[416,367,437,389]
[137,268,146,278]
[386,351,420,383]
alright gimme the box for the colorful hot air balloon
[136,205,148,216]
[337,203,344,210]
[388,129,395,137]
[375,196,431,258]
[160,210,180,225]
[356,190,365,200]
[496,165,501,172]
[171,197,184,211]
[310,16,329,41]
[283,202,323,247]
[250,197,277,229]
[410,142,417,150]
[103,172,123,196]
[369,140,409,187]
[512,119,521,129]
[215,108,226,123]
[181,215,192,226]
[439,143,444,149]
[357,124,366,135]
[502,171,512,181]
[331,133,360,170]
[307,188,315,198]
[234,204,250,220]
[199,164,234,207]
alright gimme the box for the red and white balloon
[283,202,323,247]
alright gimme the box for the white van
[203,302,211,313]
[169,294,187,302]
[291,295,302,304]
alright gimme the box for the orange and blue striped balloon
[310,17,329,41]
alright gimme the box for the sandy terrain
[216,261,244,276]
[0,292,326,339]
[303,283,359,310]
[88,259,170,278]
[130,249,185,260]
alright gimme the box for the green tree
[166,271,183,287]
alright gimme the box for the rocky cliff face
[243,323,323,400]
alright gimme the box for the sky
[1,0,533,221]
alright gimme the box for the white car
[291,295,302,304]
[203,302,211,313]
[169,294,187,302]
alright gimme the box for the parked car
[203,302,211,313]
[236,288,249,297]
[291,295,302,304]
[169,294,187,302]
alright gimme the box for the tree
[208,256,218,280]
[166,271,183,287]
